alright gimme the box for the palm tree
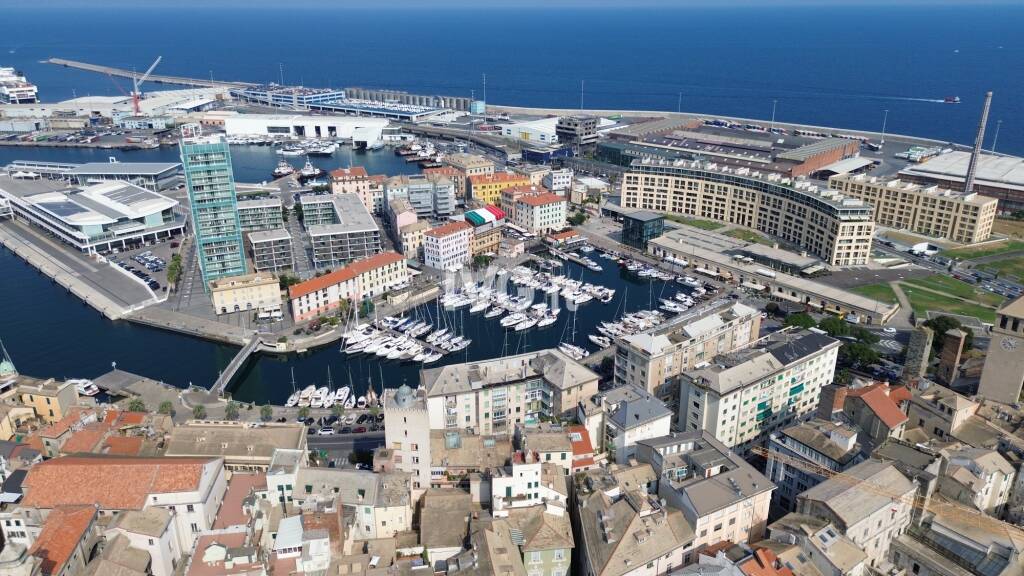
[225,401,240,421]
[127,398,146,412]
[193,405,207,420]
[260,404,274,422]
[158,401,174,416]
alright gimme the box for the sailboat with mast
[285,367,300,407]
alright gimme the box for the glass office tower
[179,124,247,288]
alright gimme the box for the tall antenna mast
[964,91,993,194]
[482,73,487,102]
[580,79,585,110]
[278,62,285,85]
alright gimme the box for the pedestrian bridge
[211,336,262,396]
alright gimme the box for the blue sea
[4,3,1024,154]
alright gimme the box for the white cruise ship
[0,67,38,104]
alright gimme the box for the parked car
[354,426,366,434]
[316,427,335,436]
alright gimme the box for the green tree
[816,316,850,337]
[850,326,879,345]
[282,207,290,222]
[298,406,311,420]
[224,401,240,421]
[568,213,588,226]
[369,406,380,417]
[278,274,300,289]
[193,405,207,420]
[260,404,274,422]
[294,204,304,222]
[923,316,973,356]
[331,404,345,418]
[839,342,880,367]
[157,401,174,416]
[784,313,817,329]
[360,299,375,317]
[127,398,146,412]
[166,253,183,286]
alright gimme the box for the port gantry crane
[130,56,162,115]
[750,445,1024,542]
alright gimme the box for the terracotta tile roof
[330,166,368,179]
[423,166,460,178]
[22,455,216,510]
[213,472,267,529]
[22,434,44,453]
[40,408,95,440]
[469,172,530,186]
[424,220,473,239]
[60,423,110,454]
[568,425,594,457]
[700,540,736,557]
[517,192,565,207]
[889,385,912,405]
[739,547,794,576]
[102,436,144,456]
[187,532,261,576]
[30,505,97,576]
[367,174,387,184]
[288,251,404,300]
[847,384,908,429]
[548,230,580,241]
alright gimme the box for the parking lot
[108,242,175,295]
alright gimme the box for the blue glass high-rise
[179,124,247,288]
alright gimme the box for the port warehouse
[648,227,899,325]
[4,160,183,192]
[229,85,453,123]
[222,114,390,144]
[0,176,185,252]
[898,150,1024,213]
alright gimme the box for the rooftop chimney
[964,91,993,194]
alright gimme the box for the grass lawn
[901,275,1006,307]
[664,214,725,231]
[901,286,997,323]
[723,228,772,245]
[992,218,1024,239]
[942,240,1024,260]
[849,282,899,304]
[978,257,1024,283]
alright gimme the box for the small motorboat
[69,378,100,397]
[357,396,367,409]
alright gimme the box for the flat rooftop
[68,162,180,176]
[303,193,379,236]
[421,348,598,396]
[248,228,291,243]
[899,151,1024,191]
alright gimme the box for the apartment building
[829,173,998,243]
[635,431,774,558]
[490,451,568,510]
[796,459,915,567]
[287,251,408,322]
[385,174,455,219]
[399,220,430,259]
[614,302,761,398]
[514,192,568,235]
[678,330,841,453]
[890,510,1024,576]
[330,166,384,213]
[444,152,495,198]
[602,386,674,465]
[622,158,874,266]
[248,228,293,272]
[543,168,574,192]
[906,382,978,441]
[574,466,695,576]
[164,421,307,471]
[514,163,552,187]
[449,504,574,576]
[235,197,283,232]
[501,184,550,220]
[937,446,1015,516]
[423,220,473,270]
[765,419,864,514]
[421,349,600,436]
[300,192,382,267]
[469,172,532,206]
[21,455,227,552]
[765,514,869,576]
[290,468,412,540]
[18,378,78,424]
[382,384,432,495]
[209,272,281,315]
